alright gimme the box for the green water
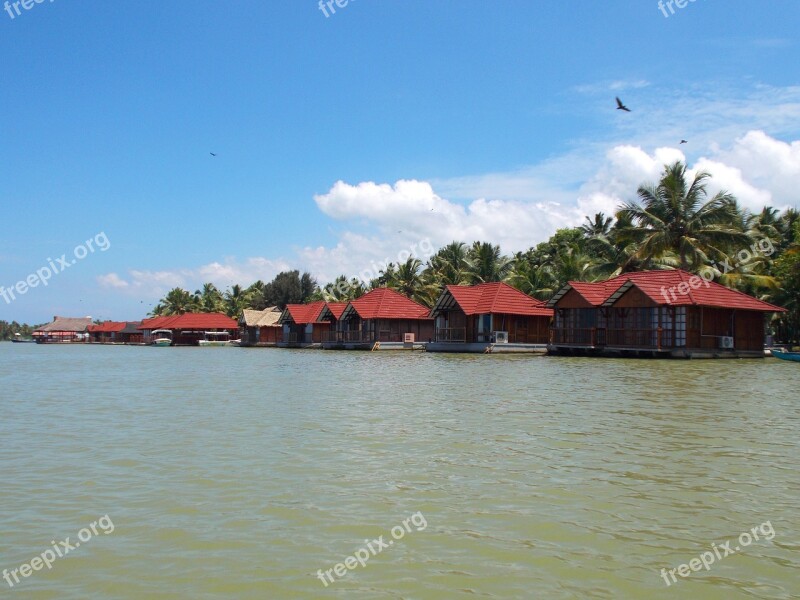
[1,344,798,599]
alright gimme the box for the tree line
[0,321,42,341]
[151,162,800,342]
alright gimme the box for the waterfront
[1,343,798,599]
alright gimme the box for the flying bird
[680,140,688,144]
[210,152,217,157]
[615,97,631,112]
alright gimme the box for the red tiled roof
[138,316,174,330]
[283,301,328,324]
[138,313,237,330]
[444,282,553,317]
[549,269,784,312]
[565,281,621,306]
[325,302,349,320]
[88,321,128,333]
[347,288,431,320]
[603,270,785,312]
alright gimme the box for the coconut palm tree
[222,284,250,318]
[425,241,471,287]
[322,275,366,302]
[159,288,197,315]
[389,257,437,305]
[616,161,751,271]
[194,283,224,313]
[580,213,613,238]
[466,241,514,284]
[508,252,558,300]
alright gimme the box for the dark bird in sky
[210,152,217,157]
[615,97,631,112]
[680,140,688,144]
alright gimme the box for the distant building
[548,269,785,358]
[137,313,237,346]
[318,302,349,342]
[239,307,282,346]
[88,321,143,344]
[33,316,93,344]
[323,288,433,349]
[428,282,553,353]
[277,301,330,346]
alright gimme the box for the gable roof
[87,321,128,333]
[603,270,785,312]
[139,313,237,330]
[241,307,281,327]
[278,301,328,325]
[138,316,174,331]
[120,321,143,334]
[432,282,553,318]
[326,302,349,320]
[35,316,93,333]
[342,288,432,321]
[318,302,349,322]
[547,269,785,312]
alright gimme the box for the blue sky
[1,0,799,323]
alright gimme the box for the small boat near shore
[151,329,173,347]
[772,349,800,362]
[11,333,35,343]
[198,331,232,347]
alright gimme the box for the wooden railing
[551,328,598,346]
[605,327,671,349]
[323,331,377,343]
[435,327,466,342]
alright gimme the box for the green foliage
[0,321,41,341]
[144,162,799,340]
[152,271,320,316]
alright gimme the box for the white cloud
[97,84,800,291]
[96,273,129,289]
[299,127,800,282]
[97,257,292,299]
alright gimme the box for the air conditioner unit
[720,336,734,349]
[494,331,508,344]
[404,333,415,343]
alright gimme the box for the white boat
[198,331,232,347]
[151,329,173,347]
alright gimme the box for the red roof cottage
[137,313,237,346]
[317,302,349,342]
[548,269,785,358]
[323,288,433,349]
[88,321,143,344]
[428,282,553,353]
[277,301,330,346]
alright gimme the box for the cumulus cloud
[96,82,800,294]
[299,128,800,284]
[97,257,292,299]
[96,273,129,289]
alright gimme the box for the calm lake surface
[1,343,798,599]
